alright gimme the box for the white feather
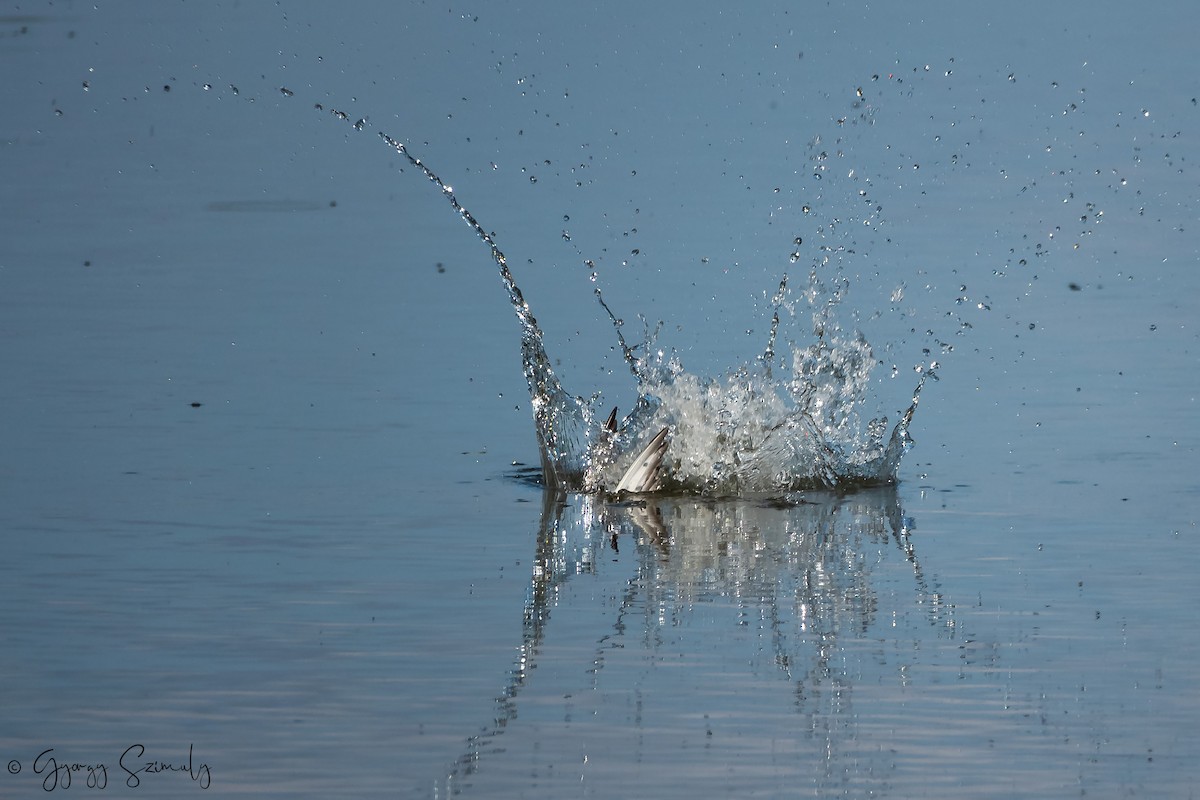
[615,427,670,493]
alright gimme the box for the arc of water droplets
[320,112,599,487]
[373,129,540,340]
[369,117,649,389]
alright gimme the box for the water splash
[567,278,919,495]
[357,107,927,496]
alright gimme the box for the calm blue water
[1,2,1197,797]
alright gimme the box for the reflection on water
[442,486,954,795]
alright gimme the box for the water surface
[1,2,1197,797]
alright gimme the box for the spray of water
[319,97,928,496]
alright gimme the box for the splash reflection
[441,487,954,796]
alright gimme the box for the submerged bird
[590,406,670,494]
[615,426,670,494]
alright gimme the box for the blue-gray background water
[1,2,1197,797]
